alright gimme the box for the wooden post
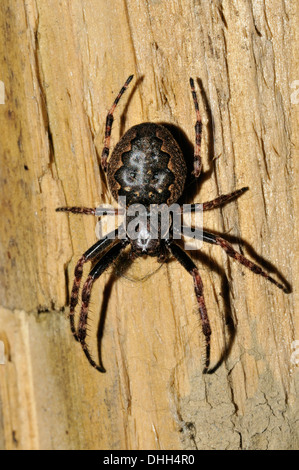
[0,0,298,450]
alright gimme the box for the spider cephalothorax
[56,75,288,373]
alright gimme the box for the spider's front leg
[101,74,134,171]
[78,239,129,372]
[168,241,211,373]
[189,78,202,178]
[68,229,120,340]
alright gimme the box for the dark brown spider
[56,75,288,373]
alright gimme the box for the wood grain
[0,0,298,450]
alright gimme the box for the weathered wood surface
[0,0,298,450]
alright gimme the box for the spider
[56,75,288,373]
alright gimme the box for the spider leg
[214,234,289,293]
[184,228,288,293]
[182,187,249,213]
[56,207,96,215]
[202,187,249,211]
[95,207,125,216]
[56,206,125,217]
[101,75,134,171]
[189,78,202,178]
[168,241,211,372]
[69,229,120,341]
[78,240,129,372]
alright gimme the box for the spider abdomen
[107,123,187,207]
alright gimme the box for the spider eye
[130,171,137,179]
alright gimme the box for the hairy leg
[182,187,249,213]
[186,228,288,293]
[56,207,96,215]
[213,234,288,293]
[168,241,211,372]
[101,75,134,171]
[189,78,202,178]
[78,240,129,372]
[69,230,119,340]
